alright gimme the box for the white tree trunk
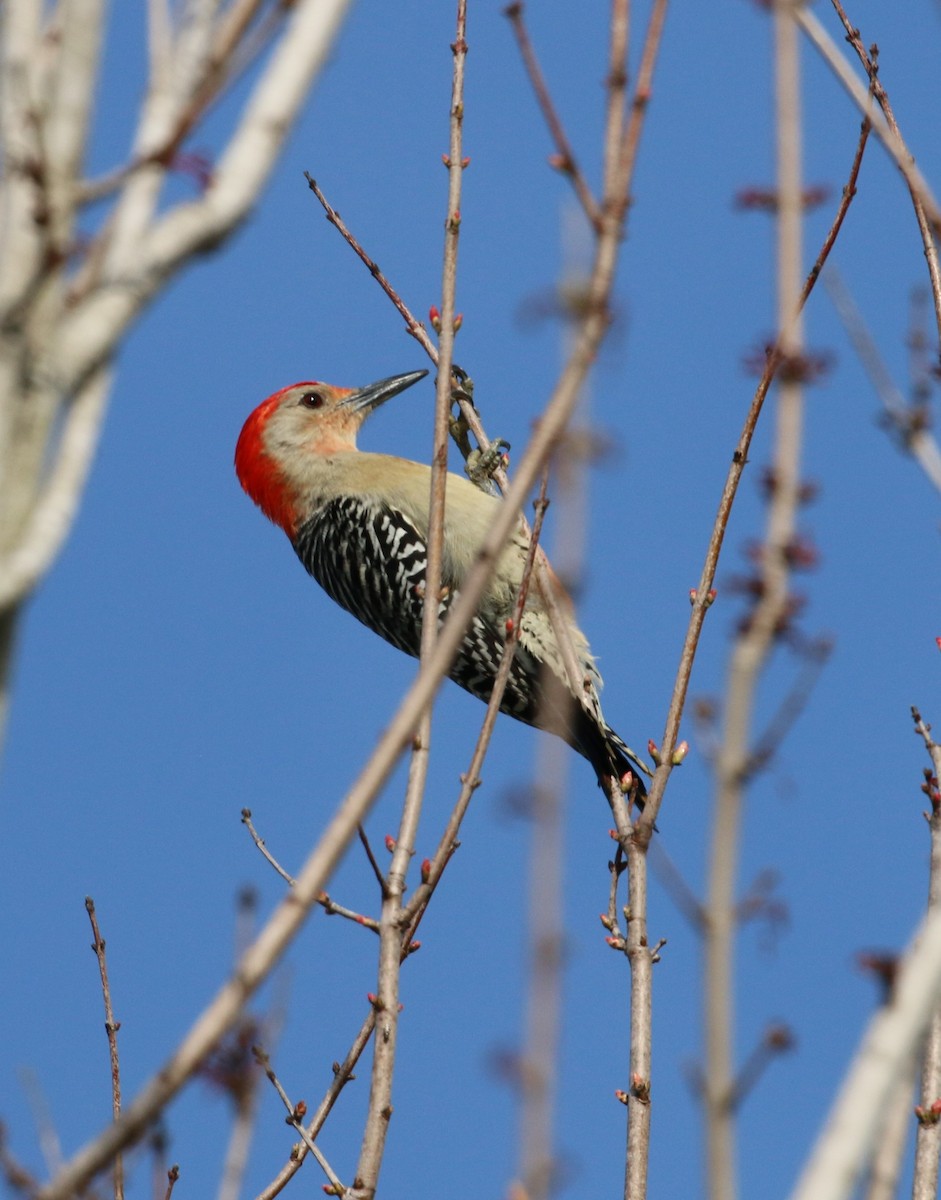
[0,0,354,748]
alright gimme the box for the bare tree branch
[796,5,941,352]
[352,13,470,1191]
[85,897,124,1200]
[504,3,603,233]
[54,0,355,392]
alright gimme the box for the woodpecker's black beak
[343,370,428,416]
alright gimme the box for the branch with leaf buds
[253,1047,346,1193]
[352,6,469,1194]
[503,3,603,233]
[84,897,124,1200]
[797,1,941,353]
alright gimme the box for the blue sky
[3,1,941,1197]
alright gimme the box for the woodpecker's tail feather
[603,726,649,803]
[564,708,648,804]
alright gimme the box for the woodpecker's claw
[466,439,510,491]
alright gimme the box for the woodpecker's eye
[300,391,325,410]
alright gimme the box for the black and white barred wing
[295,495,430,658]
[293,494,637,784]
[295,496,538,706]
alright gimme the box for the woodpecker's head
[235,370,427,535]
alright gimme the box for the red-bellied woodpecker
[235,369,645,796]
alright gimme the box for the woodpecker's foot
[466,438,510,491]
[448,369,477,461]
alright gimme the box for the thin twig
[803,115,870,297]
[241,809,296,886]
[617,0,670,228]
[318,892,380,933]
[624,830,653,1200]
[163,1165,179,1200]
[85,898,124,1200]
[305,174,437,360]
[503,4,603,233]
[601,5,674,1196]
[255,1011,377,1200]
[242,807,379,929]
[423,0,467,655]
[605,844,628,942]
[253,1048,345,1194]
[356,823,388,895]
[797,5,941,227]
[636,24,870,837]
[796,5,941,352]
[827,0,941,355]
[354,9,471,1194]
